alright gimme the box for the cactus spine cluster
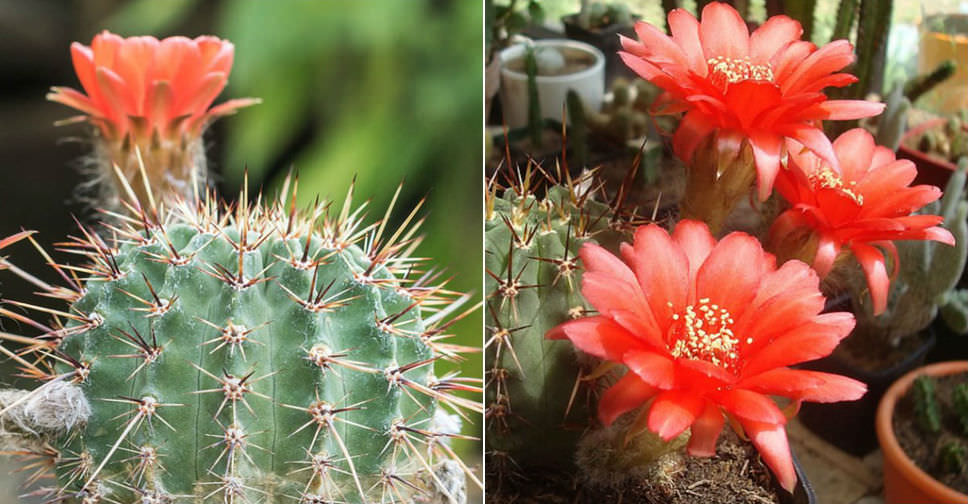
[0,178,480,504]
[484,166,632,480]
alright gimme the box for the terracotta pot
[876,360,968,504]
[897,117,961,189]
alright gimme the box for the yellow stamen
[669,299,740,371]
[707,56,774,85]
[810,167,864,205]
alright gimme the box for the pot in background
[876,360,968,504]
[498,39,604,130]
[561,13,636,87]
[797,330,936,456]
[918,13,968,113]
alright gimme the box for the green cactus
[940,442,967,475]
[0,181,480,504]
[831,0,859,43]
[874,85,910,152]
[854,0,892,99]
[484,168,631,479]
[904,60,957,104]
[954,383,968,436]
[912,375,942,434]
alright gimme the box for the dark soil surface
[836,328,928,374]
[487,429,782,504]
[894,372,968,494]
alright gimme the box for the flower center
[707,56,774,89]
[669,298,740,370]
[809,167,864,205]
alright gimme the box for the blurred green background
[0,0,482,499]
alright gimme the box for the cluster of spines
[0,172,482,503]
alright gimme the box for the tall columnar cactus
[0,180,480,504]
[856,159,968,342]
[484,168,631,478]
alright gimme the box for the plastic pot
[876,360,968,504]
[797,330,936,456]
[498,39,604,130]
[561,14,636,87]
[918,13,968,113]
[781,451,817,504]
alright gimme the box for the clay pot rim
[875,360,968,502]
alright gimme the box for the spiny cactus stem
[953,383,968,436]
[912,375,941,434]
[941,441,967,474]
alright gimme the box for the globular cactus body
[3,184,477,504]
[484,172,628,473]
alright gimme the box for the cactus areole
[0,181,480,503]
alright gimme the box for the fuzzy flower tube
[546,220,866,492]
[619,2,883,228]
[47,31,259,210]
[769,128,955,315]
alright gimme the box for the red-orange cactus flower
[49,31,255,140]
[546,220,865,492]
[619,2,884,201]
[47,31,258,208]
[769,128,955,315]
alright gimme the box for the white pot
[499,39,605,130]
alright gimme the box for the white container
[499,39,605,130]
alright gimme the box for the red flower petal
[695,232,764,320]
[699,2,750,60]
[714,389,786,424]
[815,99,885,121]
[742,312,855,375]
[599,372,657,426]
[851,242,889,315]
[632,225,689,331]
[668,9,706,75]
[625,350,676,389]
[749,131,784,201]
[671,219,716,289]
[648,389,704,441]
[749,15,802,62]
[740,419,797,492]
[740,368,866,403]
[687,401,724,456]
[545,316,643,361]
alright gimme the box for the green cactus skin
[940,442,967,475]
[831,0,859,43]
[953,383,968,436]
[912,376,941,434]
[875,85,910,152]
[1,182,480,504]
[904,59,958,104]
[484,170,629,477]
[854,0,892,98]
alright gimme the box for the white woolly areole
[0,381,91,436]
